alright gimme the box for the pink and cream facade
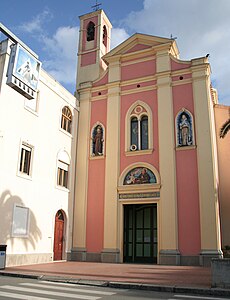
[70,9,227,266]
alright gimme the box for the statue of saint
[92,126,103,156]
[179,114,190,146]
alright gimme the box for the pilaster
[102,61,121,262]
[71,87,91,260]
[192,60,222,265]
[157,50,179,265]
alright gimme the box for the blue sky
[1,0,230,105]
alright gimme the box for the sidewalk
[0,261,230,297]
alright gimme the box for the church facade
[0,9,230,267]
[70,9,230,266]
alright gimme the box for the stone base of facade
[179,255,200,266]
[69,248,223,266]
[86,252,101,262]
[101,249,120,263]
[6,253,52,267]
[200,250,223,267]
[67,248,87,261]
[159,250,181,265]
[159,249,223,266]
[68,248,120,263]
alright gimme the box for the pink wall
[92,90,107,97]
[173,83,201,255]
[93,72,108,87]
[120,54,158,175]
[121,80,156,92]
[171,58,191,71]
[86,99,107,253]
[120,58,157,172]
[172,74,192,82]
[120,89,159,174]
[126,44,151,54]
[176,150,201,254]
[81,52,96,67]
[121,59,156,81]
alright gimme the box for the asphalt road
[0,276,228,300]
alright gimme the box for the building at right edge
[70,9,230,266]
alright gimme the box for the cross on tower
[92,0,102,11]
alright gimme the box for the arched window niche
[175,108,195,148]
[90,122,105,157]
[125,101,153,155]
[87,21,95,42]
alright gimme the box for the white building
[0,31,79,266]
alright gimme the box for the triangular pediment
[103,33,179,63]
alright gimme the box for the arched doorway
[118,163,161,264]
[53,210,65,261]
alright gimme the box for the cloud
[18,9,53,34]
[17,3,230,104]
[42,26,79,86]
[119,0,230,105]
[111,28,130,49]
[18,9,79,90]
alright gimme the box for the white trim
[58,161,69,171]
[57,149,71,165]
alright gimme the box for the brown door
[53,210,65,261]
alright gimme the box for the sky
[1,0,230,105]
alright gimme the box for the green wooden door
[124,204,157,263]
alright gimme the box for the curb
[1,271,230,297]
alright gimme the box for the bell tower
[76,9,112,88]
